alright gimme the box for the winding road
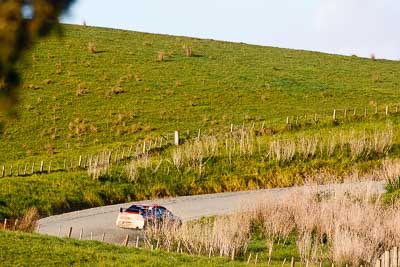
[37,181,385,244]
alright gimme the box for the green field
[0,230,300,267]
[2,24,400,163]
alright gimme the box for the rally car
[116,204,181,229]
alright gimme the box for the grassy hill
[2,24,399,162]
[0,230,301,267]
[0,25,399,219]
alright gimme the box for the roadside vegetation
[144,181,400,266]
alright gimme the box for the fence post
[79,228,83,240]
[332,109,336,121]
[247,253,252,264]
[9,165,12,176]
[78,155,82,167]
[123,234,130,246]
[392,247,398,267]
[290,257,295,267]
[23,164,27,175]
[384,251,390,267]
[68,227,73,238]
[135,236,139,248]
[386,105,389,116]
[364,107,368,117]
[1,165,4,177]
[128,145,133,158]
[174,131,180,146]
[40,161,44,173]
[102,232,105,242]
[231,248,235,261]
[48,161,52,173]
[3,218,7,230]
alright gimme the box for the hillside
[0,25,399,220]
[1,24,400,163]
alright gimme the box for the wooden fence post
[78,155,82,167]
[384,251,390,267]
[40,161,44,173]
[102,232,105,242]
[174,131,180,146]
[255,253,258,265]
[135,236,139,248]
[128,145,133,158]
[332,109,336,121]
[392,247,398,267]
[90,232,93,240]
[1,165,4,177]
[48,161,52,173]
[231,248,235,261]
[79,228,83,240]
[290,257,295,267]
[31,162,35,174]
[123,234,130,246]
[386,105,389,116]
[142,141,146,154]
[247,253,252,264]
[68,227,73,238]
[23,164,27,175]
[3,218,7,230]
[364,107,368,117]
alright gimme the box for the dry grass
[185,47,193,57]
[157,51,166,62]
[76,83,88,96]
[18,207,39,232]
[87,151,111,180]
[245,182,399,265]
[144,213,251,257]
[88,42,97,53]
[143,179,399,265]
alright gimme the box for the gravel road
[37,181,385,244]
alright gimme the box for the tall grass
[125,124,394,179]
[144,214,251,258]
[145,181,400,265]
[247,183,399,265]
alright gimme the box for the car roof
[128,204,165,209]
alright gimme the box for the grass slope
[0,230,298,267]
[1,24,399,162]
